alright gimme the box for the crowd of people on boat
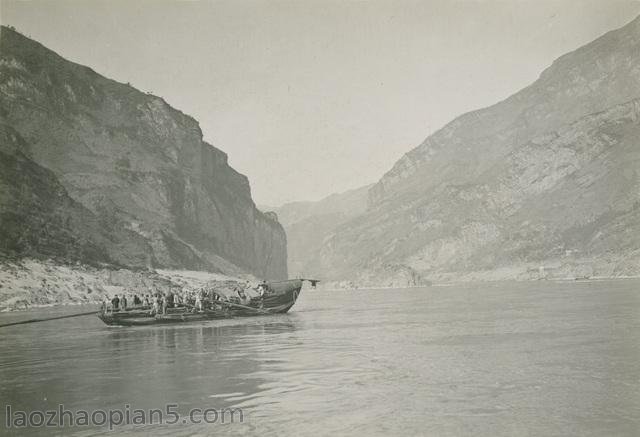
[102,282,270,315]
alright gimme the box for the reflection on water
[1,280,639,436]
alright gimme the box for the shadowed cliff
[0,26,287,279]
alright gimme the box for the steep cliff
[315,16,640,285]
[0,26,287,279]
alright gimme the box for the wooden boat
[97,279,308,327]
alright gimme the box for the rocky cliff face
[0,26,287,279]
[0,126,150,268]
[370,15,640,206]
[315,16,640,285]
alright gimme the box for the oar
[170,301,268,315]
[0,310,100,328]
[221,301,271,315]
[145,301,269,316]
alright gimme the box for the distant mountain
[268,185,371,276]
[315,15,640,286]
[0,26,287,279]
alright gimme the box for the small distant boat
[97,279,313,327]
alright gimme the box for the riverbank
[315,257,640,290]
[2,257,637,310]
[0,258,257,312]
[317,276,640,292]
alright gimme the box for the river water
[0,280,639,436]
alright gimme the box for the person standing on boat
[150,296,158,315]
[111,294,120,312]
[205,289,214,309]
[121,294,128,310]
[236,286,248,304]
[195,290,203,311]
[166,290,175,309]
[161,293,167,315]
[258,280,269,297]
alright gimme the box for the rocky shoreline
[319,275,640,291]
[0,258,257,312]
[311,256,640,290]
[2,256,637,310]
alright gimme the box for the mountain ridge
[313,15,640,286]
[369,14,640,206]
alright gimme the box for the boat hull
[98,279,303,327]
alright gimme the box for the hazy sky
[2,0,639,206]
